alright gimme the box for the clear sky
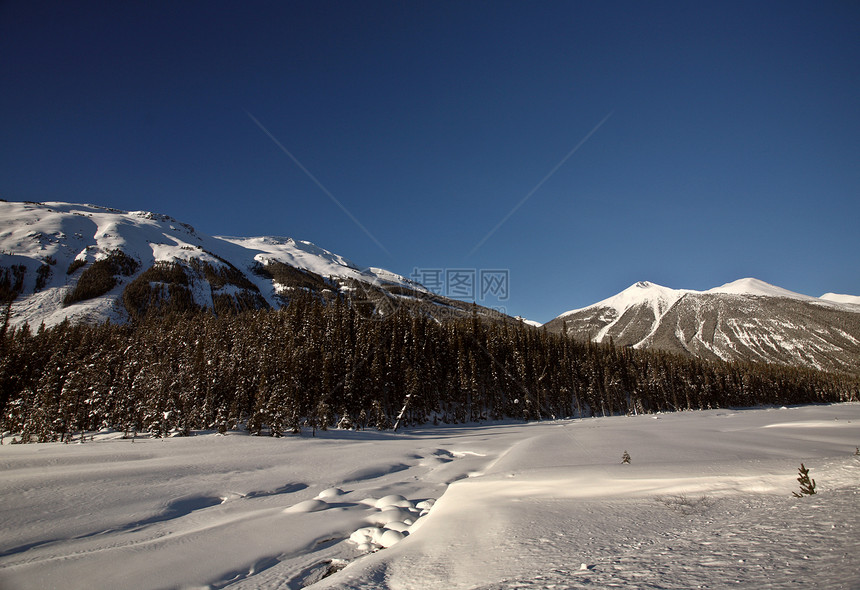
[2,1,858,323]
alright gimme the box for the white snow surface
[0,201,420,327]
[2,404,859,589]
[559,280,690,319]
[821,292,860,306]
[705,277,818,301]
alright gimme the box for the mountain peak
[560,280,683,319]
[705,278,813,301]
[545,277,860,375]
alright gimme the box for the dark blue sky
[2,1,858,322]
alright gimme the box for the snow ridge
[559,277,859,323]
[559,281,688,318]
[705,277,816,301]
[548,278,860,374]
[821,292,860,306]
[0,200,420,327]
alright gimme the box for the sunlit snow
[0,201,420,328]
[1,404,858,589]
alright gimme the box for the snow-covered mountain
[821,292,860,306]
[544,278,860,375]
[0,200,496,327]
[5,200,858,375]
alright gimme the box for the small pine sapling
[336,411,354,430]
[621,450,631,464]
[792,463,816,497]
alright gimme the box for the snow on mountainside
[0,201,423,327]
[560,281,689,319]
[557,281,691,344]
[559,278,841,320]
[821,292,860,306]
[216,235,426,292]
[705,277,819,301]
[545,278,860,375]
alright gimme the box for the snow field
[1,404,859,589]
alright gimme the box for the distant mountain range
[543,279,860,375]
[3,200,858,376]
[0,200,506,327]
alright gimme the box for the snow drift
[1,404,858,589]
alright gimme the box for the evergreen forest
[1,293,857,443]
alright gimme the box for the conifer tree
[792,463,816,497]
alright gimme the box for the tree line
[1,293,857,442]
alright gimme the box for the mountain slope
[0,200,496,327]
[821,292,860,306]
[544,279,860,375]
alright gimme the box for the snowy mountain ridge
[0,200,426,327]
[3,199,859,375]
[821,292,860,306]
[560,277,848,319]
[705,277,819,300]
[546,278,860,375]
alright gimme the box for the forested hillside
[2,294,857,443]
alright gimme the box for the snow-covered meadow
[1,404,858,589]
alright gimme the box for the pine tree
[792,463,816,497]
[371,399,390,430]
